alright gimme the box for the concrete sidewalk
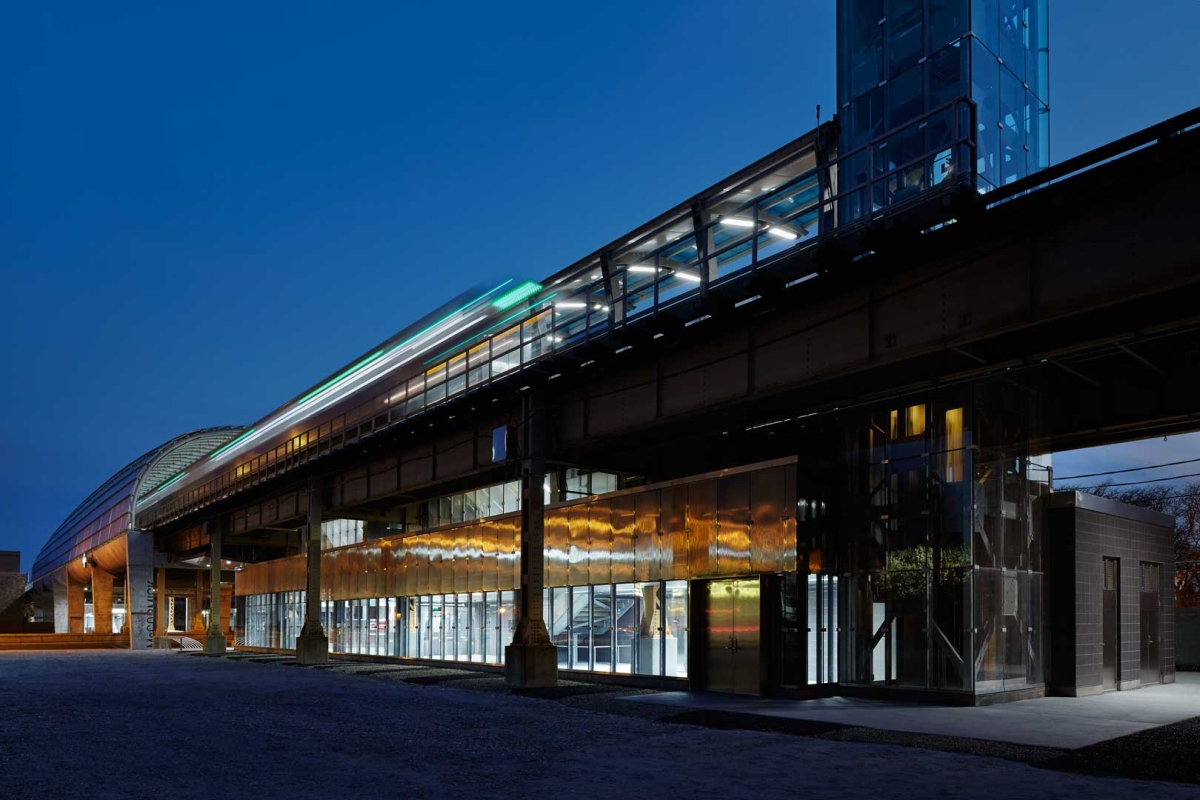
[622,673,1200,749]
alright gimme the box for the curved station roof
[29,427,245,588]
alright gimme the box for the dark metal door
[1102,557,1118,690]
[1140,562,1162,685]
[1140,593,1159,684]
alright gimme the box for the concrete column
[90,568,114,635]
[505,390,558,688]
[53,580,69,633]
[204,520,227,654]
[67,575,85,634]
[127,530,156,649]
[191,570,205,633]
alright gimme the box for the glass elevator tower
[836,0,1049,220]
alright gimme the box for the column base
[204,633,227,655]
[295,633,329,665]
[504,643,558,688]
[153,636,173,650]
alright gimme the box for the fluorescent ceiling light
[769,227,798,240]
[556,301,586,309]
[721,218,754,227]
[626,265,658,273]
[674,271,702,282]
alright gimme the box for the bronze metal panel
[783,464,798,572]
[545,505,570,588]
[509,525,521,591]
[718,474,752,576]
[415,535,430,596]
[634,491,661,582]
[661,485,688,580]
[749,467,786,572]
[467,524,484,593]
[568,505,589,586]
[331,548,346,601]
[348,547,364,599]
[588,500,612,586]
[453,531,469,593]
[398,538,413,597]
[481,521,498,592]
[434,531,448,595]
[362,544,379,599]
[687,479,718,578]
[610,494,636,584]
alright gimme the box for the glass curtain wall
[837,0,1048,214]
[837,379,1046,695]
[243,580,688,678]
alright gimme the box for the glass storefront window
[664,581,688,678]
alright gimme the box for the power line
[1073,471,1200,490]
[1056,456,1200,481]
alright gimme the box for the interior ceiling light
[769,227,798,240]
[556,301,586,309]
[674,271,702,282]
[722,218,755,227]
[491,280,543,310]
[627,265,659,273]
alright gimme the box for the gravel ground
[0,650,1195,800]
[1044,715,1200,785]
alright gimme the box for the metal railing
[142,99,980,528]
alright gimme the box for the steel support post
[504,389,558,688]
[295,474,328,664]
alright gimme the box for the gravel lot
[0,650,1195,800]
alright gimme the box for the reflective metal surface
[237,459,798,602]
[703,578,762,695]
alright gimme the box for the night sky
[4,2,1200,571]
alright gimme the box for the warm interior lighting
[944,407,964,482]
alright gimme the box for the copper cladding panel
[609,494,636,584]
[749,466,795,573]
[687,479,718,578]
[568,505,590,586]
[588,500,612,586]
[480,521,498,592]
[634,491,661,582]
[545,505,570,587]
[509,523,521,591]
[661,485,688,580]
[361,544,380,599]
[453,532,468,594]
[415,535,430,596]
[717,474,752,576]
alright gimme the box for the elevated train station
[28,0,1195,702]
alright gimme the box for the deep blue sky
[3,2,1199,572]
